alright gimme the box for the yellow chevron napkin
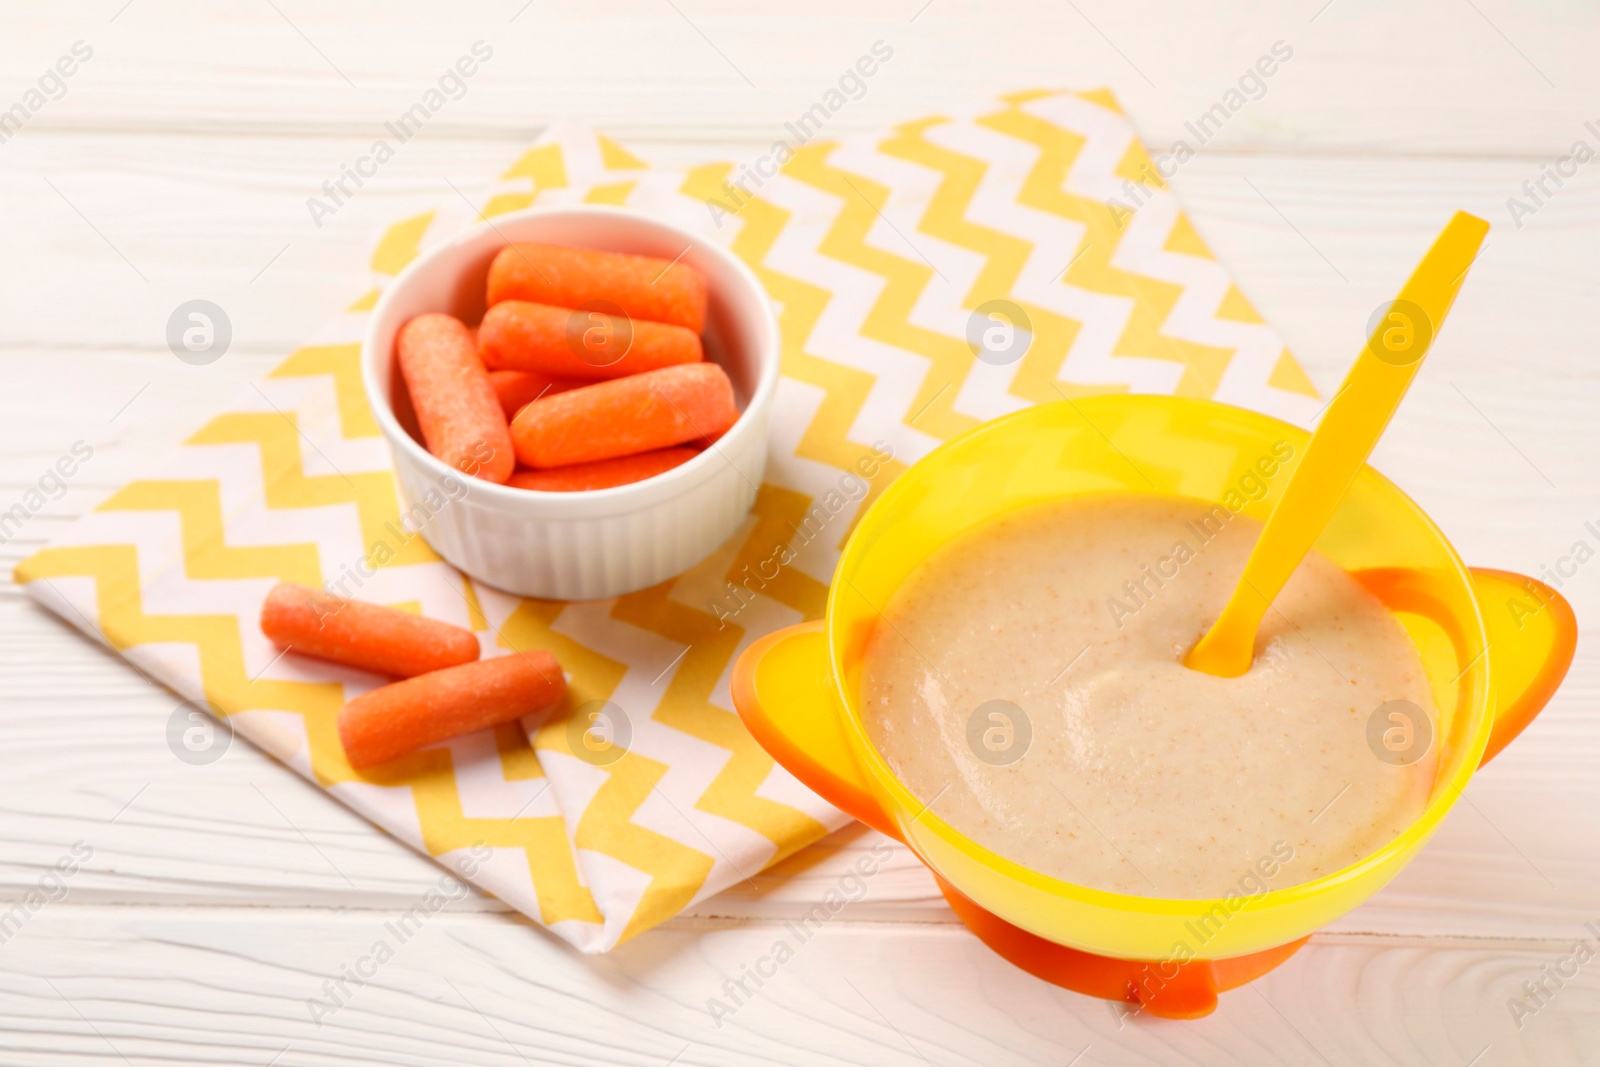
[16,91,1319,953]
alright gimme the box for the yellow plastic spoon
[1184,210,1490,678]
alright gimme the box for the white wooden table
[3,3,1598,1063]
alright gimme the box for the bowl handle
[731,621,902,840]
[1470,568,1577,765]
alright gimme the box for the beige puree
[860,494,1437,898]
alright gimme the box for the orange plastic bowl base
[935,874,1307,1020]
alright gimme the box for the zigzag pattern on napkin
[17,89,1317,953]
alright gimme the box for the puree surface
[860,494,1438,898]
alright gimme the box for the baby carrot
[488,369,583,421]
[260,581,480,678]
[396,313,515,484]
[479,300,703,380]
[510,362,740,469]
[338,651,567,769]
[507,447,699,492]
[486,243,708,334]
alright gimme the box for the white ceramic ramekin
[361,205,778,601]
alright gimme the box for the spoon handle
[1186,211,1489,677]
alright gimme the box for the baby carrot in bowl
[396,313,515,484]
[338,651,566,769]
[479,300,703,380]
[260,582,480,678]
[509,362,739,469]
[486,242,708,333]
[506,447,699,492]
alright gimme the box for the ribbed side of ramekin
[387,407,768,601]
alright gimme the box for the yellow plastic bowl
[734,395,1575,966]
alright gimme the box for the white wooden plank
[0,909,1594,1066]
[0,0,1596,154]
[2,137,1597,363]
